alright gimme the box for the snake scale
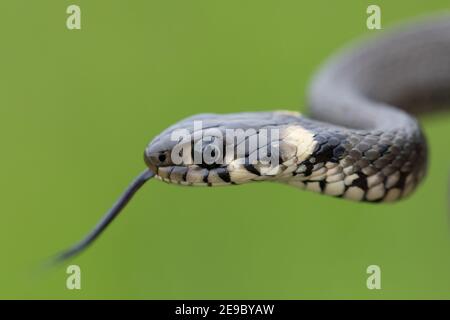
[55,14,450,261]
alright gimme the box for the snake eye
[158,154,166,162]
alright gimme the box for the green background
[1,1,449,299]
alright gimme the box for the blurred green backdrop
[0,0,449,299]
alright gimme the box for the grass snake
[55,14,450,262]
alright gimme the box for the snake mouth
[145,146,233,186]
[153,164,233,186]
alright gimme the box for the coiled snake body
[56,15,450,261]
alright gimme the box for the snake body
[55,14,450,261]
[145,15,450,203]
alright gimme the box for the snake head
[143,111,310,186]
[144,113,234,183]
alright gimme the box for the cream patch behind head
[227,160,257,184]
[281,125,317,163]
[273,110,302,117]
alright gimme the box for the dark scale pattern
[292,117,428,202]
